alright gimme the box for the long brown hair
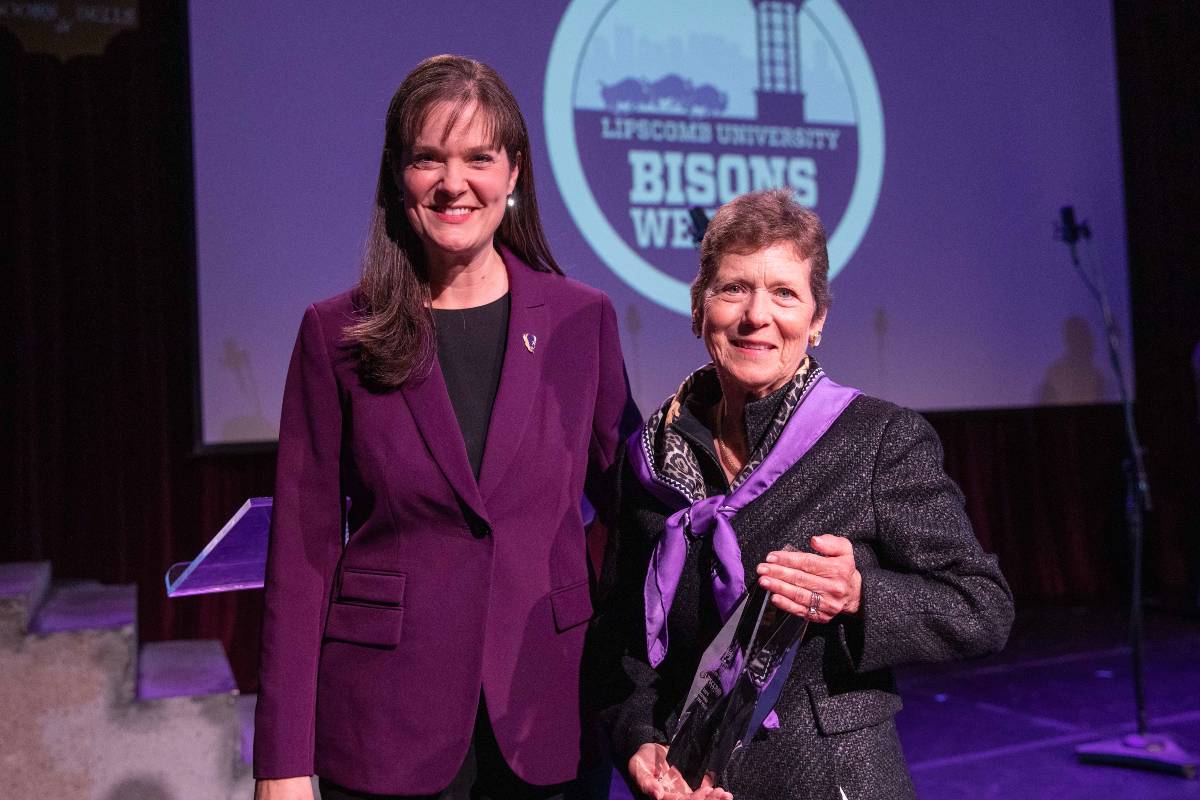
[346,55,562,389]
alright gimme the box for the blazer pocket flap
[550,580,593,632]
[807,684,902,736]
[339,569,405,606]
[324,601,404,647]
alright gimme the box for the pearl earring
[809,330,822,348]
[506,194,515,208]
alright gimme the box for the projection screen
[189,0,1130,446]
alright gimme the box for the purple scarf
[629,374,861,667]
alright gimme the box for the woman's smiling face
[399,101,518,267]
[701,242,825,400]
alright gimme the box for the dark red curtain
[1111,1,1200,610]
[4,2,1198,692]
[3,5,272,688]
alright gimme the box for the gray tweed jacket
[590,391,1014,800]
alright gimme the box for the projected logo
[545,0,883,315]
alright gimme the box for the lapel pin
[522,333,537,353]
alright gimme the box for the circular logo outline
[545,0,884,315]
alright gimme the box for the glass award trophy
[665,582,810,788]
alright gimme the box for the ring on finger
[808,591,823,619]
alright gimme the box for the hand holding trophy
[629,741,733,800]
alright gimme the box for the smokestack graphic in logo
[753,0,809,125]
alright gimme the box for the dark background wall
[4,2,1198,691]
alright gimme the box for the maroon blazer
[254,250,632,793]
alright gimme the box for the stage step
[0,560,52,639]
[0,561,249,799]
[139,639,239,700]
[237,692,257,765]
[30,579,137,634]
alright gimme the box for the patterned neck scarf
[630,359,861,668]
[641,357,822,500]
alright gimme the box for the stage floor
[894,605,1200,799]
[240,605,1200,799]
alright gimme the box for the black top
[432,293,510,478]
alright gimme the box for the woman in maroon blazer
[254,55,632,800]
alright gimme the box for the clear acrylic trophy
[666,582,810,788]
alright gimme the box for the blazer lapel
[478,249,546,502]
[401,359,489,524]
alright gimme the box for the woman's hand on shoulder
[628,743,733,800]
[254,777,314,800]
[755,534,862,623]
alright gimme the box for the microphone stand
[1057,206,1197,778]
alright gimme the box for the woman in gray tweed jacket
[592,189,1014,800]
